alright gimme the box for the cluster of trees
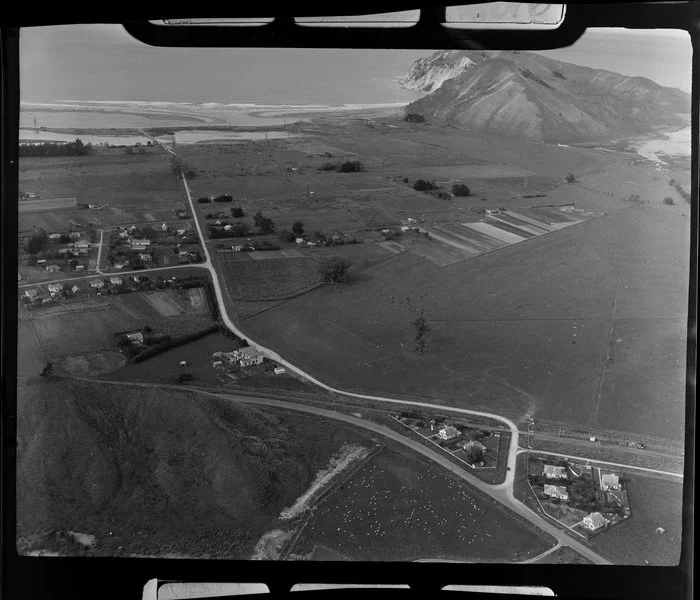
[452,183,471,197]
[663,197,674,205]
[413,310,431,355]
[213,194,232,203]
[565,173,577,183]
[231,206,245,218]
[19,138,92,157]
[197,197,211,204]
[413,179,438,192]
[253,211,275,235]
[410,179,456,201]
[318,160,365,172]
[319,257,351,284]
[669,179,690,203]
[25,232,48,254]
[404,113,426,123]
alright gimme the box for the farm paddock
[289,447,553,562]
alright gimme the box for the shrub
[663,197,674,205]
[404,113,426,123]
[337,161,364,173]
[197,197,211,204]
[452,183,471,197]
[231,207,244,218]
[319,257,351,284]
[318,162,337,171]
[279,229,296,243]
[565,173,577,183]
[413,179,437,192]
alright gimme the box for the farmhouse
[71,285,80,294]
[110,276,123,286]
[48,233,62,240]
[600,473,620,491]
[583,512,609,531]
[543,465,567,479]
[90,279,105,288]
[138,253,153,262]
[438,426,460,440]
[24,289,39,301]
[130,238,151,248]
[74,240,90,249]
[48,283,64,294]
[177,228,187,235]
[125,331,144,343]
[543,484,569,501]
[46,264,61,272]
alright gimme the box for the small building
[42,298,53,304]
[119,231,130,239]
[130,238,151,247]
[110,276,123,286]
[177,229,187,235]
[36,259,46,265]
[543,465,567,479]
[583,512,609,531]
[438,426,460,441]
[132,275,140,283]
[161,222,169,232]
[24,289,39,301]
[179,361,187,367]
[295,238,305,245]
[113,262,127,270]
[179,251,189,257]
[75,265,85,272]
[74,240,90,249]
[212,360,223,367]
[48,233,62,240]
[600,473,620,491]
[543,484,569,501]
[400,225,410,232]
[138,253,152,261]
[69,232,81,240]
[407,218,418,224]
[274,367,286,375]
[224,224,233,231]
[90,279,105,289]
[48,283,64,294]
[71,285,80,294]
[232,245,244,252]
[46,264,61,272]
[462,439,486,452]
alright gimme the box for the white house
[130,238,151,247]
[119,231,130,239]
[69,232,81,240]
[24,289,39,301]
[46,264,61,272]
[583,512,609,531]
[407,218,418,224]
[438,426,460,441]
[48,232,62,240]
[543,465,567,479]
[176,228,187,236]
[232,245,244,252]
[110,276,123,286]
[224,224,233,231]
[234,347,264,367]
[90,280,105,288]
[161,222,169,232]
[125,331,144,343]
[48,283,64,294]
[600,473,620,491]
[295,238,305,245]
[71,285,80,294]
[401,226,410,232]
[543,484,569,501]
[138,253,152,262]
[74,240,90,249]
[274,367,286,375]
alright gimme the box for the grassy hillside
[16,377,370,558]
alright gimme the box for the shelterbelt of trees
[19,138,93,157]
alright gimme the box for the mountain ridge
[402,51,690,143]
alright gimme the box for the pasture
[219,254,323,302]
[291,447,552,562]
[239,199,689,439]
[591,472,684,565]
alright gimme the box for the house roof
[543,465,566,475]
[584,512,608,527]
[25,288,39,297]
[440,425,460,437]
[543,484,567,496]
[601,474,619,487]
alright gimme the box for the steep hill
[403,50,690,143]
[16,377,368,558]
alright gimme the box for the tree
[663,197,674,205]
[413,179,437,192]
[253,211,275,235]
[337,161,364,173]
[176,372,193,384]
[292,221,305,237]
[413,310,431,355]
[452,183,471,197]
[319,257,351,284]
[279,229,296,243]
[40,362,54,377]
[25,232,47,254]
[231,206,245,218]
[404,113,426,123]
[59,233,71,244]
[198,197,211,204]
[565,173,577,183]
[468,444,484,464]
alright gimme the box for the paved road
[61,376,611,565]
[519,449,683,479]
[95,229,106,274]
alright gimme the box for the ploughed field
[16,378,372,558]
[240,202,688,440]
[291,447,553,562]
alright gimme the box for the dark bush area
[413,179,438,192]
[197,197,211,204]
[452,183,471,197]
[231,207,245,218]
[663,197,674,205]
[317,161,364,173]
[213,194,232,203]
[19,139,92,157]
[404,113,426,123]
[132,324,219,363]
